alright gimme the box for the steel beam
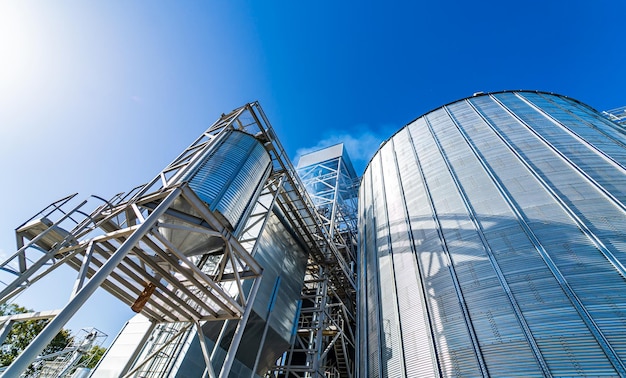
[2,188,181,377]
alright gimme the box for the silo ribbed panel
[187,130,271,230]
[358,92,626,377]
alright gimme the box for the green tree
[0,303,73,367]
[78,345,107,369]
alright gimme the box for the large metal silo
[82,106,308,378]
[157,129,272,259]
[358,91,626,377]
[0,102,322,378]
[184,129,272,233]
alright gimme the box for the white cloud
[294,124,396,174]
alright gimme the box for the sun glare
[0,2,49,101]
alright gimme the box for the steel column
[2,188,181,377]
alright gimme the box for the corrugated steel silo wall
[185,129,272,231]
[173,209,308,377]
[358,92,626,377]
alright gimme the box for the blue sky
[0,1,625,342]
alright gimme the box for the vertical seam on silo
[388,138,414,378]
[444,103,552,376]
[370,156,385,378]
[421,114,490,378]
[487,95,626,279]
[357,178,367,377]
[402,127,447,378]
[463,94,626,376]
[376,143,408,377]
[514,92,626,211]
[542,92,626,138]
[534,92,626,151]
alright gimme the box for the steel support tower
[0,102,357,377]
[33,328,107,378]
[268,144,358,378]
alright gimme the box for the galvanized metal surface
[185,129,272,231]
[0,102,359,378]
[267,143,358,378]
[358,91,626,377]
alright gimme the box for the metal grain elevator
[0,102,357,378]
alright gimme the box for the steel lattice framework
[0,102,357,378]
[268,145,359,378]
[603,106,626,126]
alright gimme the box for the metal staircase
[267,143,358,377]
[0,102,359,378]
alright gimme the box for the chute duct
[183,129,272,232]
